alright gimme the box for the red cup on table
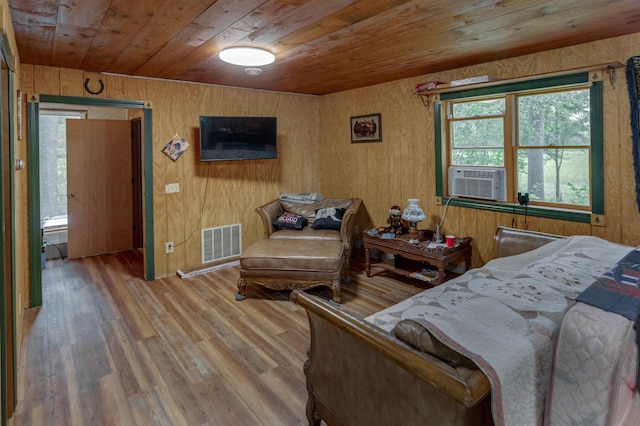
[445,235,456,247]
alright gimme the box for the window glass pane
[518,89,590,147]
[39,115,69,219]
[39,113,83,220]
[452,98,504,118]
[452,148,504,166]
[451,118,503,148]
[451,117,504,166]
[516,148,589,206]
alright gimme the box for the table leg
[365,247,371,277]
[437,267,445,283]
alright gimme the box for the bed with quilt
[291,226,640,426]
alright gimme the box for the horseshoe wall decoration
[84,78,105,95]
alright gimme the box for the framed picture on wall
[162,134,190,161]
[350,113,381,143]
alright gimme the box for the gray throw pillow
[311,207,346,230]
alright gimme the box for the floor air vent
[201,224,242,264]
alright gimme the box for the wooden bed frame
[291,226,565,426]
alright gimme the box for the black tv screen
[199,116,277,161]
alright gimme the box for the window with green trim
[436,72,604,221]
[450,98,505,167]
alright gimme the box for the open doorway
[27,95,155,307]
[38,105,143,266]
[38,109,83,261]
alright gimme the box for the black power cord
[174,163,212,249]
[512,193,530,228]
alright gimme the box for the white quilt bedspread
[366,235,632,426]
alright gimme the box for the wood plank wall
[14,31,640,296]
[18,67,321,282]
[319,33,640,267]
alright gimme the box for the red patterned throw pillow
[272,212,308,230]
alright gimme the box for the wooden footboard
[494,226,564,258]
[291,290,493,426]
[292,226,566,425]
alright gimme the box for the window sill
[442,197,592,223]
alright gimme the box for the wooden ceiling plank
[451,0,560,26]
[236,0,358,46]
[182,0,267,47]
[276,0,630,69]
[8,0,58,26]
[12,22,56,65]
[49,0,112,70]
[256,2,640,93]
[51,23,95,69]
[57,0,111,28]
[108,0,220,75]
[8,0,58,63]
[275,16,351,49]
[444,0,632,39]
[227,0,305,34]
[273,0,460,61]
[420,1,640,54]
[134,0,266,76]
[332,0,432,25]
[155,27,253,80]
[344,15,632,78]
[81,0,159,71]
[270,0,640,91]
[9,0,640,95]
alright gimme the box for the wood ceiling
[8,0,640,95]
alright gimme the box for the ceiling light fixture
[219,47,275,67]
[244,67,263,76]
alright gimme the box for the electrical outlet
[165,183,180,193]
[165,242,174,253]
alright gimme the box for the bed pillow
[393,319,477,369]
[311,207,346,230]
[272,212,308,230]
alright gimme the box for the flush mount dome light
[219,47,275,67]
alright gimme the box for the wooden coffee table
[362,230,472,285]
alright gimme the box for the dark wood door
[131,118,143,249]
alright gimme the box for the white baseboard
[177,259,240,279]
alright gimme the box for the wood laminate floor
[12,250,428,426]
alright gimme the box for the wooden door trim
[26,100,41,306]
[0,58,16,424]
[8,71,16,418]
[131,119,143,249]
[27,95,155,307]
[142,108,154,281]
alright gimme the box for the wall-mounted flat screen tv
[199,116,278,161]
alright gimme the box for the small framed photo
[350,113,381,143]
[162,134,190,161]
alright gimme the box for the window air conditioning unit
[448,167,506,201]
